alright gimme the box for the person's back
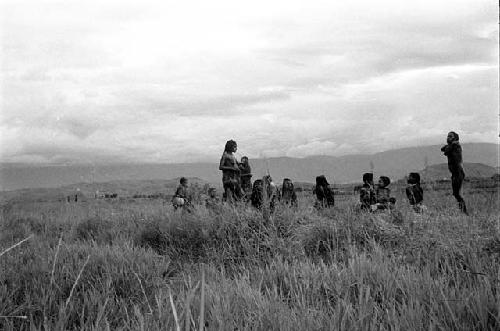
[251,179,264,209]
[314,175,334,208]
[281,178,298,207]
[239,156,252,195]
[405,172,423,208]
[376,176,391,210]
[360,173,376,210]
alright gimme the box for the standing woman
[441,131,468,214]
[219,140,243,202]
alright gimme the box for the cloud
[0,0,498,163]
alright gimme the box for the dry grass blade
[169,290,181,331]
[65,254,91,310]
[134,272,153,315]
[0,234,34,258]
[198,269,205,331]
[0,315,28,319]
[50,236,63,286]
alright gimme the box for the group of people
[172,132,468,215]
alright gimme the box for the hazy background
[1,0,498,165]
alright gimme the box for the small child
[406,172,424,212]
[375,176,391,210]
[205,187,220,210]
[360,172,376,210]
[172,177,190,210]
[239,156,253,196]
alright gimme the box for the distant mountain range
[1,143,498,191]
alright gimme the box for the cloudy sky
[1,0,498,163]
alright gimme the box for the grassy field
[1,186,499,330]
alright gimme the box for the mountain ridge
[1,143,497,191]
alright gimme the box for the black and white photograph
[0,0,499,329]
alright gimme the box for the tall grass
[0,189,499,330]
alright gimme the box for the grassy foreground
[1,189,499,330]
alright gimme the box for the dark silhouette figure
[281,178,298,207]
[375,176,391,210]
[314,175,335,209]
[441,131,467,214]
[406,172,424,212]
[360,172,376,210]
[250,179,264,210]
[239,156,253,196]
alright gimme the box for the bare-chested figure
[219,140,243,202]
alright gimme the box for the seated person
[172,177,191,210]
[205,187,220,210]
[314,175,335,209]
[405,172,425,213]
[359,172,376,210]
[375,176,391,210]
[250,179,264,210]
[281,178,298,207]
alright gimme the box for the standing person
[314,175,335,209]
[239,156,253,196]
[359,173,376,211]
[263,175,279,213]
[219,140,243,202]
[281,178,298,207]
[441,131,468,214]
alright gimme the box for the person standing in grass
[441,131,468,214]
[219,140,243,203]
[239,156,253,197]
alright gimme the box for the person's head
[316,175,329,187]
[362,172,374,185]
[407,172,421,185]
[378,176,390,188]
[241,156,248,164]
[208,187,217,198]
[264,175,273,184]
[447,131,459,144]
[224,140,237,153]
[253,179,263,190]
[180,177,188,186]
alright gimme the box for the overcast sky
[1,0,498,163]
